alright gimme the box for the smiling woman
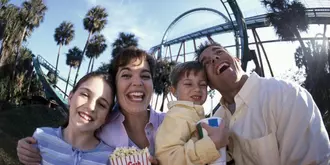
[99,47,165,161]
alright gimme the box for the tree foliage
[153,60,177,112]
[111,32,138,58]
[294,40,330,132]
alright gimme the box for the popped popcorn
[109,147,151,165]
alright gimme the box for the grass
[0,104,66,164]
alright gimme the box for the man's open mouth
[217,62,230,75]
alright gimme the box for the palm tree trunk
[25,66,34,96]
[19,26,27,47]
[6,75,11,100]
[90,58,95,72]
[73,31,92,85]
[55,44,62,82]
[170,93,174,101]
[293,29,311,70]
[0,41,5,62]
[0,31,11,66]
[159,92,167,112]
[10,26,27,97]
[166,95,170,102]
[13,25,27,73]
[150,94,154,106]
[7,47,18,100]
[86,57,92,74]
[154,94,159,110]
[322,24,327,50]
[324,25,330,72]
[64,66,72,96]
[293,29,307,52]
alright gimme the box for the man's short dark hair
[170,61,204,88]
[195,41,223,61]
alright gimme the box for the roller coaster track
[151,8,330,51]
[32,55,70,110]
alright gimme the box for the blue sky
[9,0,330,113]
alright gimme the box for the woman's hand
[148,155,159,165]
[17,137,41,165]
[201,121,229,149]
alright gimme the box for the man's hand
[201,122,229,149]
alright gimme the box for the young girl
[32,72,115,165]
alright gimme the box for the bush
[0,104,66,164]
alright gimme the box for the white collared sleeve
[276,84,330,165]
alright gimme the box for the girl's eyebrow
[79,87,91,92]
[99,98,110,107]
[79,87,110,106]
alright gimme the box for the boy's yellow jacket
[155,101,220,165]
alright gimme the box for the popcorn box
[197,117,226,165]
[110,147,151,165]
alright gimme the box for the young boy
[155,61,228,165]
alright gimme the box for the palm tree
[10,0,46,97]
[262,0,308,53]
[65,46,82,95]
[54,21,75,82]
[153,60,177,112]
[0,0,9,10]
[0,2,22,100]
[18,0,46,47]
[0,4,20,65]
[10,47,33,102]
[294,41,330,117]
[14,0,46,65]
[73,6,108,85]
[86,34,107,73]
[111,32,138,58]
[0,0,9,40]
[96,62,110,72]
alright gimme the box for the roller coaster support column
[252,28,265,77]
[254,29,274,77]
[227,0,249,71]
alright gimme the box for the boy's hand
[201,122,229,149]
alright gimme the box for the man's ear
[170,86,176,98]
